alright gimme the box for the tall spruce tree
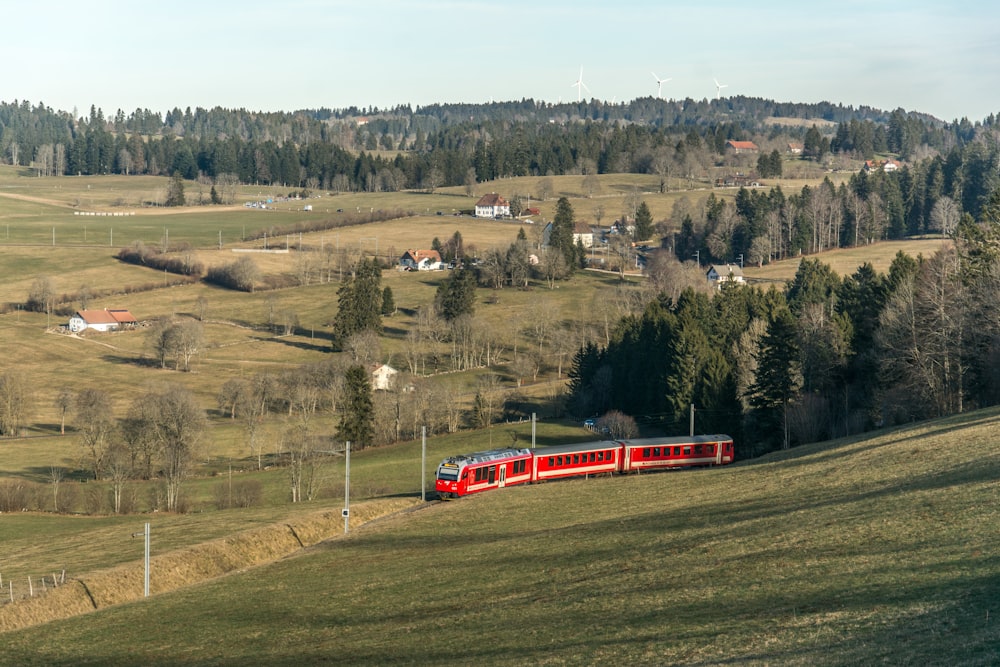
[333,258,382,348]
[549,197,577,269]
[634,201,654,242]
[338,365,374,449]
[748,309,801,450]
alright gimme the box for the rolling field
[742,238,952,284]
[0,409,997,665]
[0,166,983,663]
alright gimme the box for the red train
[435,434,734,498]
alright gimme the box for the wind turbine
[714,77,728,100]
[651,72,672,99]
[571,66,591,102]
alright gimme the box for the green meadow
[0,166,981,664]
[0,409,996,665]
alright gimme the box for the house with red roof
[68,308,138,333]
[725,140,759,154]
[399,249,444,271]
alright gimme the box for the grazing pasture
[0,409,997,665]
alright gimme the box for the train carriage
[435,448,533,499]
[621,435,734,472]
[532,440,621,482]
[434,434,735,498]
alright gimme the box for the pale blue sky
[8,1,1000,122]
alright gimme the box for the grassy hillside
[1,409,998,665]
[742,238,952,284]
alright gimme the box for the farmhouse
[706,264,745,288]
[788,142,804,155]
[68,308,138,333]
[399,249,443,271]
[371,363,398,391]
[474,193,510,219]
[725,140,759,154]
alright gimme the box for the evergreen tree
[785,258,841,316]
[338,365,374,449]
[748,309,801,450]
[435,266,477,321]
[333,258,383,348]
[549,197,577,269]
[165,171,186,206]
[634,201,654,242]
[380,286,395,316]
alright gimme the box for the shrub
[213,479,263,509]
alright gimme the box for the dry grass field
[0,409,996,665]
[0,165,993,664]
[743,238,953,284]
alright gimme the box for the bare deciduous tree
[75,388,115,479]
[125,385,206,511]
[55,388,73,435]
[597,409,637,439]
[0,371,31,437]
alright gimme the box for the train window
[695,445,702,455]
[548,457,555,467]
[488,466,495,483]
[572,454,579,464]
[674,447,680,456]
[589,452,596,462]
[643,448,650,457]
[653,447,660,457]
[557,456,563,466]
[683,447,691,456]
[707,445,714,454]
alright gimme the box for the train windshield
[437,466,459,481]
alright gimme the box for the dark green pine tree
[748,309,801,450]
[634,201,654,242]
[380,286,395,316]
[333,258,383,348]
[435,265,477,321]
[549,196,577,269]
[338,365,374,449]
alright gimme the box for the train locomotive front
[435,447,533,498]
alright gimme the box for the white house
[399,249,444,271]
[573,222,595,248]
[371,363,398,391]
[706,264,745,288]
[474,193,510,219]
[68,308,138,333]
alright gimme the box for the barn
[68,308,138,333]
